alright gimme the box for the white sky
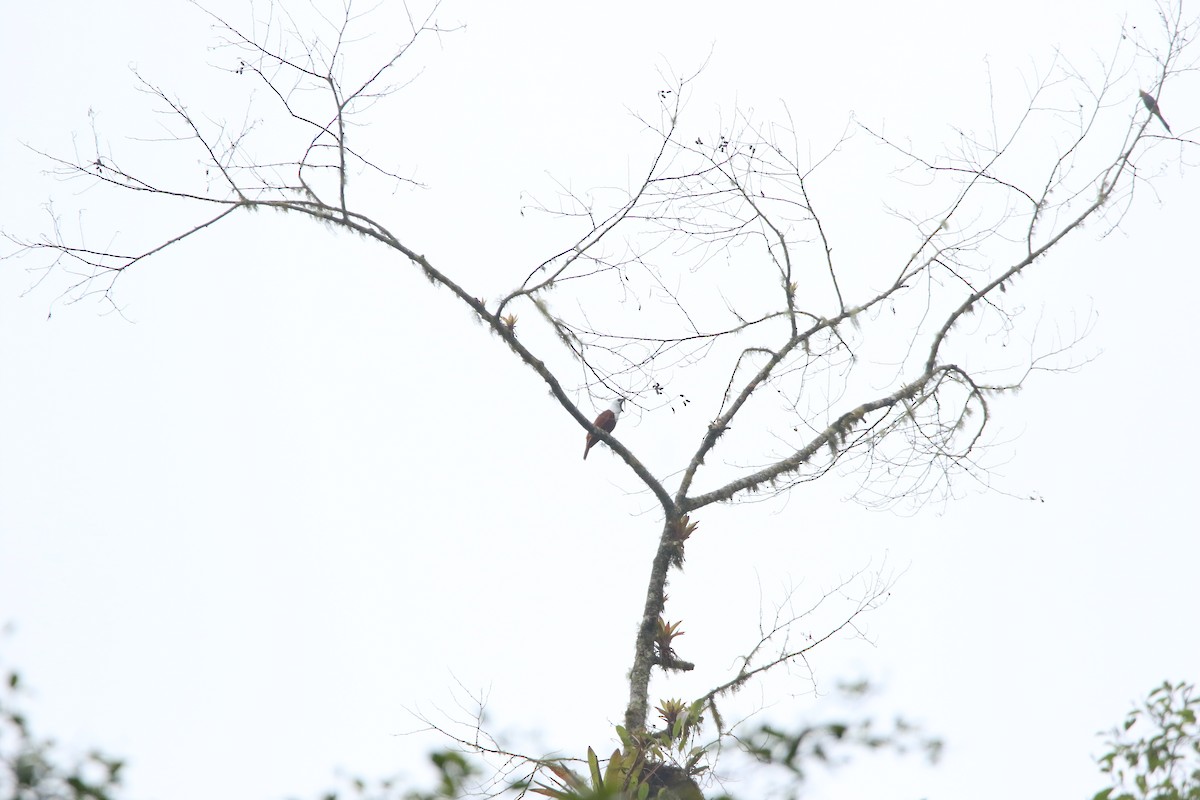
[2,2,1197,800]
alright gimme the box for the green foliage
[716,689,942,800]
[0,653,478,800]
[531,684,942,800]
[532,703,714,800]
[1093,681,1200,800]
[316,750,479,800]
[530,746,649,800]
[0,664,124,800]
[408,751,477,800]
[741,715,942,781]
[0,656,948,800]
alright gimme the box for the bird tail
[583,437,591,460]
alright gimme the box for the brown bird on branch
[583,397,625,459]
[1139,90,1172,134]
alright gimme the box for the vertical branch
[623,517,680,734]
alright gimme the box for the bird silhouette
[1139,90,1172,134]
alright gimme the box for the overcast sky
[2,2,1197,800]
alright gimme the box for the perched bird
[583,397,625,459]
[1140,90,1172,134]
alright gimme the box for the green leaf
[616,726,632,750]
[603,748,624,788]
[587,747,603,790]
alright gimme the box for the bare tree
[5,1,1196,796]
